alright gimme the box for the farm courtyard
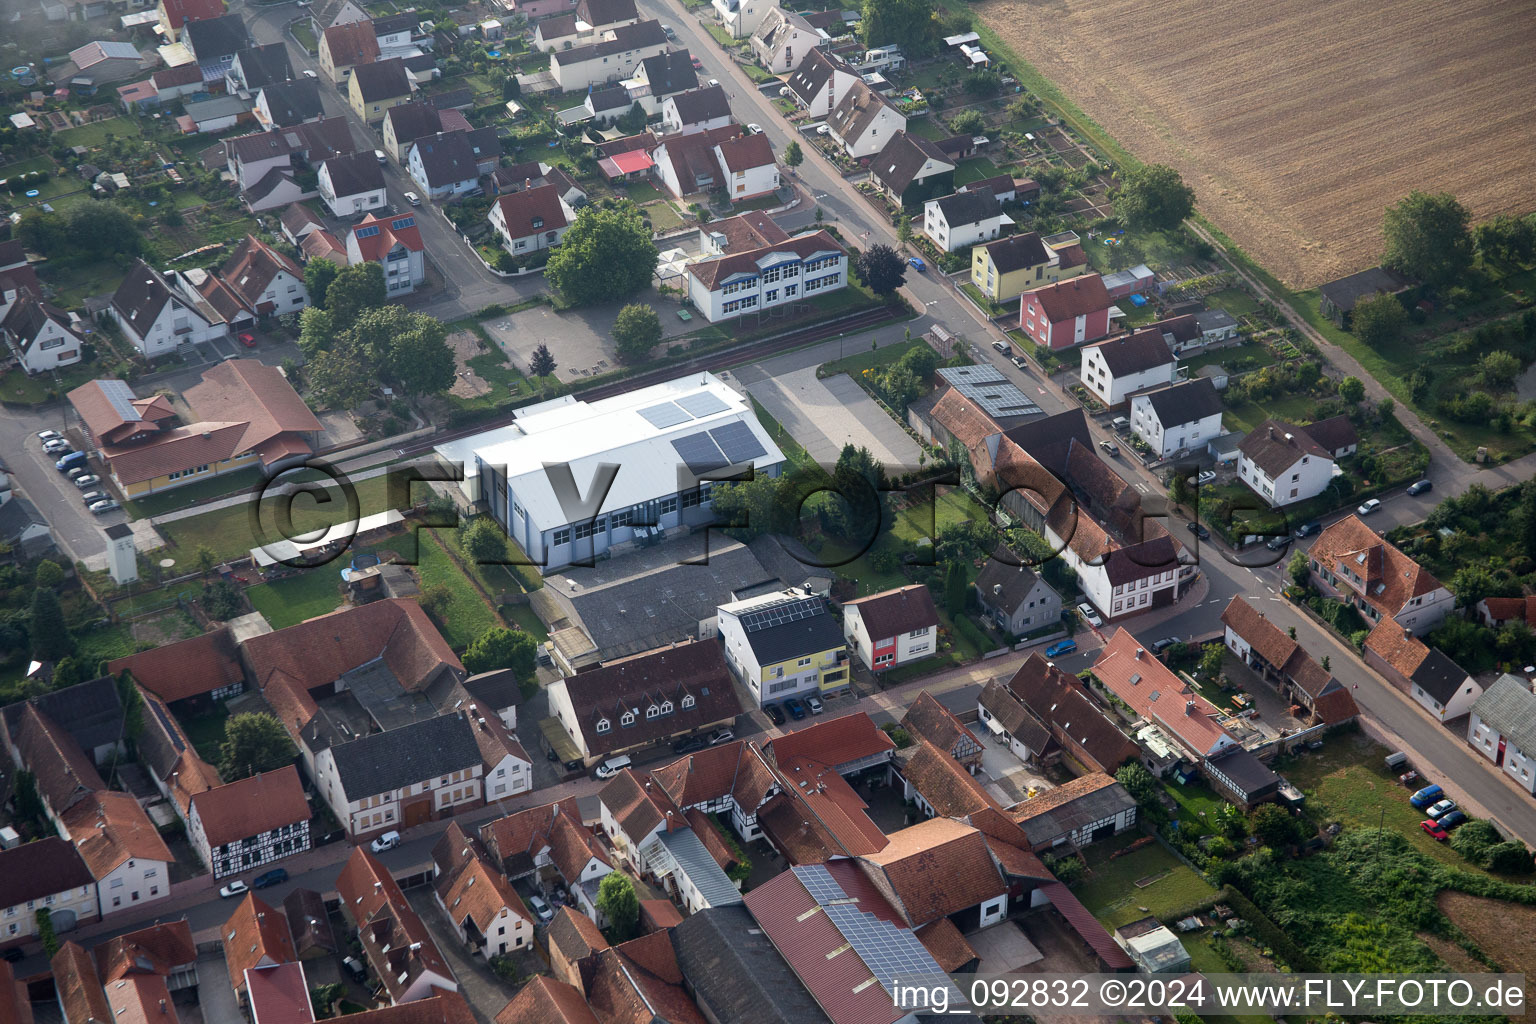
[974,0,1536,287]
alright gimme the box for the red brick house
[1018,272,1113,350]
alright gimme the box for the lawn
[178,703,229,765]
[244,569,345,629]
[504,603,549,642]
[0,362,98,406]
[953,157,1001,185]
[1219,394,1320,435]
[1179,341,1270,375]
[36,260,126,308]
[1076,838,1218,928]
[643,199,684,232]
[415,531,500,650]
[1206,286,1261,316]
[623,181,666,203]
[818,337,927,378]
[52,117,142,149]
[1162,778,1226,838]
[291,20,318,52]
[889,487,986,546]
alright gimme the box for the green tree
[1382,190,1472,288]
[1198,642,1224,679]
[963,70,1002,97]
[67,205,143,258]
[860,0,937,56]
[1477,349,1521,391]
[855,243,906,297]
[1485,841,1534,875]
[34,559,64,588]
[1338,376,1365,404]
[347,306,454,396]
[218,712,297,780]
[462,626,539,677]
[1250,803,1300,848]
[1169,473,1192,508]
[596,871,640,941]
[463,517,509,563]
[1473,213,1536,267]
[942,560,967,616]
[1450,819,1502,864]
[1114,762,1158,806]
[13,771,44,827]
[1287,548,1310,587]
[948,109,985,135]
[546,201,657,306]
[897,214,912,244]
[612,303,662,364]
[529,343,557,377]
[1350,291,1408,347]
[1114,164,1195,231]
[297,307,336,358]
[194,544,219,577]
[304,259,340,310]
[28,588,72,661]
[418,583,453,620]
[324,261,387,321]
[50,657,87,689]
[307,340,374,410]
[35,908,58,958]
[783,140,803,168]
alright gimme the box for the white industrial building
[435,373,786,571]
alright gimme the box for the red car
[238,332,256,348]
[1420,819,1449,841]
[691,57,702,70]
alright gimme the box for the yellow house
[348,57,414,123]
[971,229,1088,303]
[318,21,379,84]
[717,589,851,704]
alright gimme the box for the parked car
[404,191,421,206]
[1043,639,1077,658]
[238,332,256,348]
[671,735,707,755]
[89,500,120,515]
[56,451,87,472]
[79,491,107,504]
[1011,356,1028,370]
[1426,798,1457,819]
[815,124,830,135]
[1187,521,1210,540]
[691,56,703,70]
[1076,602,1103,628]
[992,340,1011,356]
[37,430,62,442]
[43,438,72,454]
[374,149,387,164]
[1420,819,1449,841]
[1409,784,1443,809]
[707,728,735,745]
[72,474,100,488]
[908,256,926,272]
[1150,636,1182,654]
[1357,498,1382,516]
[1099,440,1119,456]
[765,703,786,725]
[1294,521,1321,537]
[805,695,824,715]
[1265,534,1291,551]
[747,123,763,134]
[218,880,249,898]
[594,754,632,779]
[784,698,807,720]
[707,78,719,87]
[341,956,368,982]
[302,69,318,80]
[252,868,288,889]
[778,86,789,97]
[527,894,554,923]
[1407,479,1433,496]
[1438,810,1468,829]
[662,24,676,38]
[370,830,401,853]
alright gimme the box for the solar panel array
[671,431,729,473]
[638,402,693,428]
[708,421,767,464]
[676,391,729,417]
[793,864,845,904]
[740,595,823,632]
[390,216,415,230]
[355,225,380,238]
[99,379,141,422]
[951,380,1040,419]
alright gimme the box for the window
[620,711,635,726]
[681,694,695,709]
[798,657,811,667]
[574,517,605,540]
[552,527,572,546]
[646,704,659,719]
[596,718,611,733]
[532,216,544,229]
[765,289,778,303]
[907,628,927,638]
[660,700,673,714]
[658,496,678,517]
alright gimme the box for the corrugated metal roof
[657,827,743,908]
[1038,880,1134,969]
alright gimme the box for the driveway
[11,431,127,567]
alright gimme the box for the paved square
[745,367,923,472]
[482,299,696,382]
[967,920,1045,972]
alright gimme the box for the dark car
[342,956,368,983]
[1409,784,1444,809]
[1438,810,1468,830]
[785,698,807,720]
[1407,479,1433,496]
[252,867,288,889]
[765,703,786,726]
[1187,521,1210,540]
[671,735,707,755]
[1150,636,1182,654]
[1294,521,1321,537]
[1265,534,1291,551]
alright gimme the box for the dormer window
[681,694,695,709]
[660,700,673,715]
[596,718,611,733]
[645,704,659,719]
[621,711,635,726]
[532,216,544,229]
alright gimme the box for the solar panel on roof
[390,216,415,230]
[708,420,767,464]
[794,863,846,904]
[739,597,822,632]
[670,431,728,473]
[98,379,141,422]
[638,401,693,428]
[676,391,729,418]
[823,903,953,997]
[355,225,380,238]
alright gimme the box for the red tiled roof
[1023,273,1112,322]
[162,0,225,31]
[547,905,608,965]
[1093,628,1236,758]
[715,132,773,173]
[335,848,452,1003]
[547,812,611,883]
[223,893,298,995]
[860,818,1004,927]
[0,960,33,1024]
[757,758,886,864]
[843,585,939,642]
[649,740,746,809]
[480,798,582,876]
[914,918,977,972]
[495,976,600,1024]
[639,898,684,932]
[1310,514,1445,620]
[100,422,249,486]
[50,943,108,1024]
[321,20,379,67]
[15,702,103,816]
[599,769,687,842]
[67,379,175,446]
[218,235,303,311]
[491,184,569,240]
[900,691,981,760]
[348,212,425,262]
[687,230,843,290]
[95,921,196,981]
[767,711,894,772]
[243,962,313,1024]
[191,766,309,848]
[183,359,321,462]
[891,738,995,818]
[65,791,174,879]
[586,934,706,1024]
[110,626,243,703]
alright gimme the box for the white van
[594,754,632,779]
[370,830,401,853]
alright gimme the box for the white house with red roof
[685,229,846,322]
[714,132,778,203]
[188,767,312,880]
[345,212,426,294]
[488,184,575,256]
[1018,272,1113,350]
[841,584,939,672]
[215,234,309,318]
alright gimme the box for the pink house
[1019,273,1113,350]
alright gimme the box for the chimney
[1135,647,1143,659]
[374,881,383,892]
[160,1001,167,1015]
[1284,432,1294,443]
[1404,627,1411,638]
[1185,700,1195,715]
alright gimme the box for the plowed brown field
[975,0,1536,287]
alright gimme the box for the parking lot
[739,361,924,471]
